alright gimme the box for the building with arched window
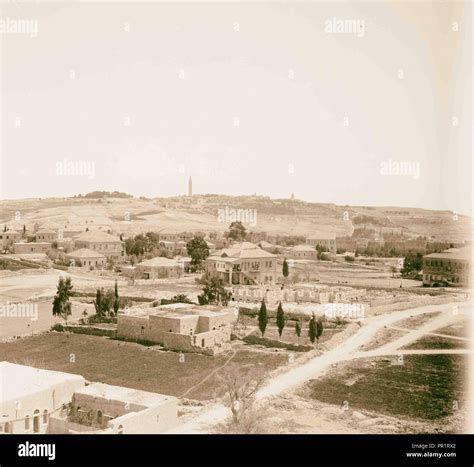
[0,362,85,434]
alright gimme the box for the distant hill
[0,195,470,242]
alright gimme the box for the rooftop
[74,230,121,243]
[0,362,84,404]
[121,303,236,319]
[308,233,336,240]
[35,229,57,235]
[137,257,181,268]
[216,247,277,259]
[424,247,471,261]
[291,245,316,251]
[74,382,175,408]
[66,248,106,259]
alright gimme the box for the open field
[299,354,468,425]
[436,321,470,339]
[402,335,470,350]
[360,327,407,351]
[0,332,289,401]
[395,311,443,330]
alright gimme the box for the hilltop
[0,194,470,242]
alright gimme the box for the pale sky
[1,1,472,214]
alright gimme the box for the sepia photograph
[0,0,472,465]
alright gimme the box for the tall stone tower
[188,176,193,197]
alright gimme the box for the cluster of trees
[224,221,247,241]
[186,237,209,272]
[197,276,231,306]
[93,280,120,318]
[74,191,133,199]
[257,300,324,345]
[401,251,424,275]
[124,232,171,258]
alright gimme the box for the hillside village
[0,192,471,435]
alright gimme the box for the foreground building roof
[0,361,85,404]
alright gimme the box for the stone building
[0,362,85,434]
[66,248,106,268]
[0,230,22,248]
[306,234,337,253]
[73,230,123,261]
[288,244,318,260]
[205,246,278,285]
[13,242,51,254]
[135,257,184,279]
[0,362,178,435]
[422,247,471,287]
[35,229,57,242]
[117,304,237,355]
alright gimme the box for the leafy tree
[161,294,193,305]
[345,255,355,262]
[295,320,302,342]
[316,317,324,344]
[52,276,73,324]
[225,221,247,242]
[258,299,268,337]
[276,302,285,338]
[401,252,423,275]
[113,280,120,315]
[186,237,210,272]
[308,313,317,345]
[94,288,115,317]
[198,276,231,306]
[282,259,289,279]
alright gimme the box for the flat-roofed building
[66,383,178,434]
[306,234,337,253]
[135,257,184,279]
[35,229,57,242]
[422,247,471,287]
[66,248,106,268]
[117,304,237,355]
[0,362,178,435]
[13,242,51,254]
[73,230,123,261]
[0,230,22,248]
[289,244,318,260]
[0,361,85,434]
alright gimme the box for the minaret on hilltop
[188,176,193,197]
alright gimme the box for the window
[97,410,103,425]
[25,415,30,430]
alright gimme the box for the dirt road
[167,300,470,434]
